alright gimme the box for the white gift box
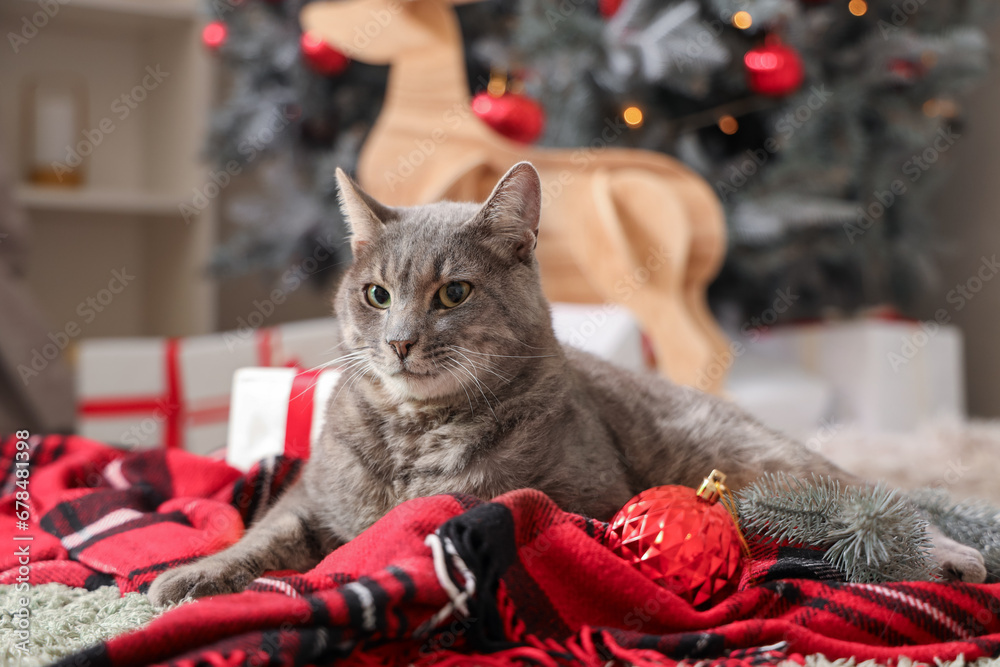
[740,318,965,432]
[725,354,833,440]
[226,368,341,472]
[77,318,340,454]
[550,303,652,373]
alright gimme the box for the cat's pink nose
[388,338,416,360]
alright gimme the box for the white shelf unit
[0,0,218,339]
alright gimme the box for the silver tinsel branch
[738,473,936,583]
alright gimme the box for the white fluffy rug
[815,419,1000,504]
[0,584,163,666]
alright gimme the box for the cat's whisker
[444,361,475,414]
[289,378,321,403]
[313,354,367,371]
[288,356,368,403]
[322,340,350,354]
[470,355,513,381]
[451,358,499,423]
[450,345,554,360]
[345,363,373,395]
[329,364,371,407]
[337,358,374,379]
[300,349,371,374]
[505,338,550,350]
[447,347,512,385]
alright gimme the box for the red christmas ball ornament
[471,92,546,144]
[202,21,228,52]
[599,0,624,18]
[606,470,745,609]
[886,58,924,84]
[744,42,804,97]
[300,31,350,76]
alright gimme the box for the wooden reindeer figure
[301,0,731,392]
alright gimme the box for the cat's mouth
[393,368,434,378]
[379,362,458,401]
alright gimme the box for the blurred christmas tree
[203,0,994,321]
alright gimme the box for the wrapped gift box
[743,318,965,432]
[550,303,652,373]
[227,368,341,471]
[77,318,340,455]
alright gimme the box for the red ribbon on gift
[79,338,185,448]
[78,329,279,450]
[284,369,322,460]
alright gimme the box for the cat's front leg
[148,481,333,605]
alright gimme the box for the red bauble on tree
[471,92,546,144]
[599,0,624,18]
[886,58,925,84]
[744,42,804,97]
[605,470,745,609]
[300,31,350,76]
[202,21,228,52]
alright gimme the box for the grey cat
[149,162,985,605]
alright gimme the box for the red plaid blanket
[3,434,1000,667]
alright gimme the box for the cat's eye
[365,284,391,309]
[437,281,471,308]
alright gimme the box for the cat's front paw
[929,526,987,583]
[147,556,256,606]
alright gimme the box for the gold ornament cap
[696,469,728,504]
[696,469,751,558]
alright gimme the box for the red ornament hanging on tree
[886,58,925,84]
[599,0,624,18]
[202,21,228,52]
[605,470,746,609]
[471,91,546,144]
[300,31,350,76]
[744,42,804,97]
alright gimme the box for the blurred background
[2,0,1000,498]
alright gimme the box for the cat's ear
[471,162,542,262]
[336,168,395,254]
